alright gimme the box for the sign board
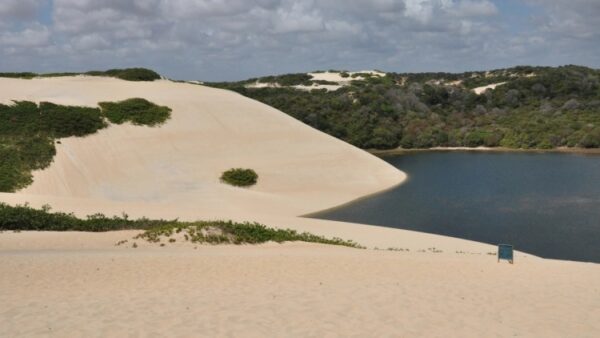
[498,244,514,264]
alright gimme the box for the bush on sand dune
[220,168,258,187]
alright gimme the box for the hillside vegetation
[209,65,600,150]
[0,68,161,81]
[0,99,171,192]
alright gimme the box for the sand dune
[473,82,507,94]
[1,76,599,337]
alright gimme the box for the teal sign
[498,244,514,264]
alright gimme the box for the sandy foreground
[1,76,599,337]
[1,236,599,337]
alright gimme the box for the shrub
[98,68,161,81]
[220,168,258,187]
[99,98,171,126]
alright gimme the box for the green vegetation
[134,221,363,247]
[208,65,600,150]
[0,68,161,81]
[99,98,171,126]
[0,203,363,248]
[86,68,161,81]
[0,99,171,192]
[220,168,258,187]
[0,203,167,232]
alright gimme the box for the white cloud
[0,24,50,48]
[0,0,598,80]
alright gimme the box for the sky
[0,0,599,81]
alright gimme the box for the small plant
[220,168,258,187]
[115,239,128,246]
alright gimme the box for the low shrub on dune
[220,168,259,187]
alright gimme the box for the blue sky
[0,0,599,81]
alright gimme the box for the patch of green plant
[0,203,363,248]
[312,80,338,85]
[0,99,171,192]
[86,68,161,81]
[220,168,258,187]
[0,68,161,81]
[0,203,169,232]
[99,98,171,126]
[134,220,364,248]
[0,72,37,79]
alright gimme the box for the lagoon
[315,152,600,263]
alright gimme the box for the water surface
[315,152,600,263]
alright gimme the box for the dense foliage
[220,168,259,187]
[209,65,600,150]
[0,99,171,192]
[86,68,161,81]
[99,98,172,126]
[0,68,161,81]
[0,203,167,232]
[0,203,363,248]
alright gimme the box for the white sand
[473,82,507,94]
[246,70,385,91]
[1,236,598,337]
[1,76,598,337]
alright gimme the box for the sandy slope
[473,82,507,94]
[1,238,599,337]
[1,76,599,337]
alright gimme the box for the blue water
[314,152,600,263]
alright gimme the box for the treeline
[209,65,600,150]
[0,98,171,192]
[0,68,161,81]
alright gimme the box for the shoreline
[368,146,600,156]
[301,171,408,219]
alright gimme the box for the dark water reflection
[314,152,600,263]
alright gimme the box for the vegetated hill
[207,65,600,150]
[0,68,161,81]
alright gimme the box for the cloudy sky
[0,0,598,81]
